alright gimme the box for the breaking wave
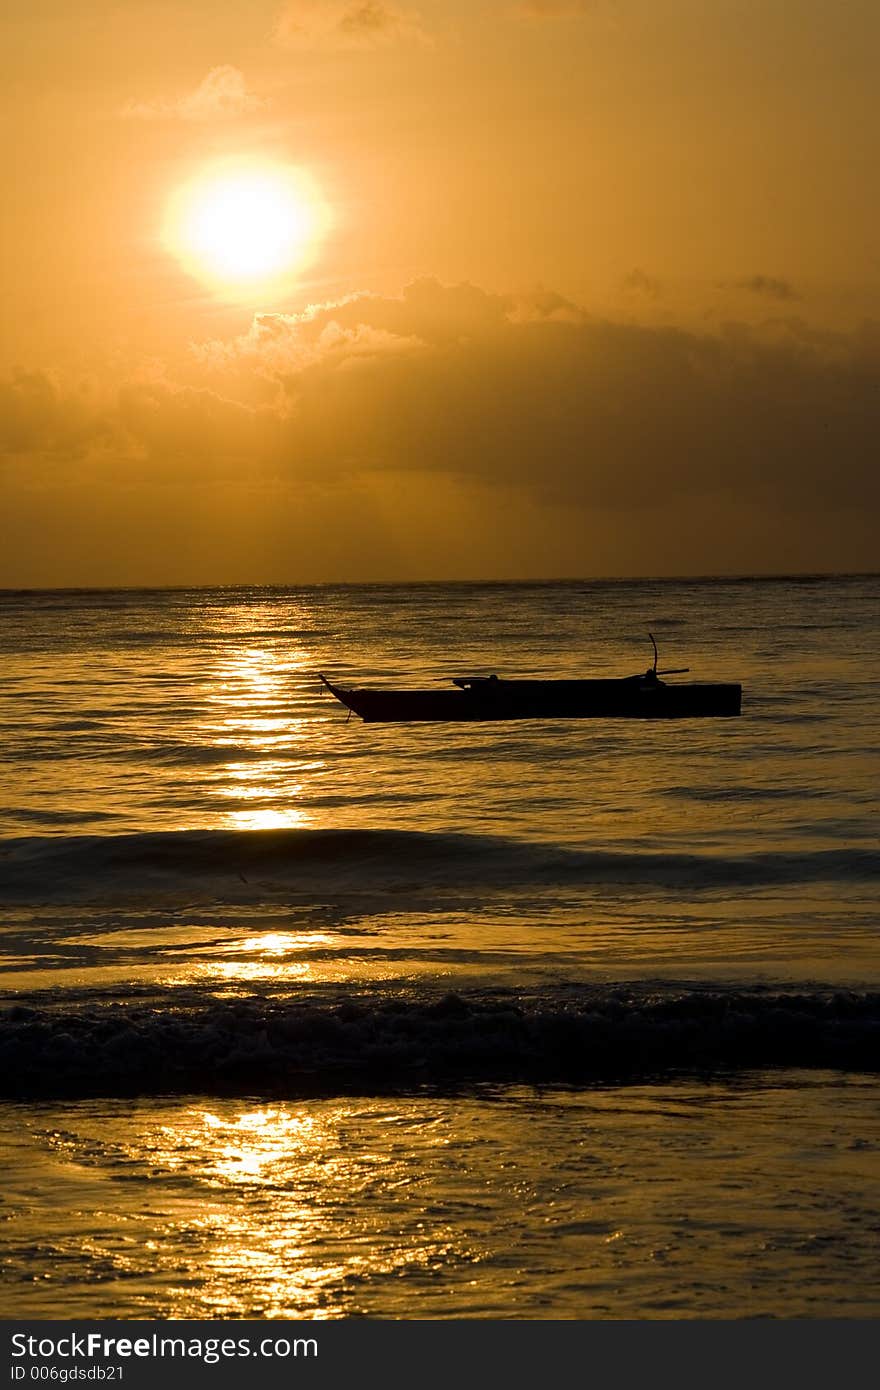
[2,984,877,1099]
[1,828,876,903]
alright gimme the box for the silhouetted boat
[319,636,742,724]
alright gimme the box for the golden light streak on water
[208,957,314,983]
[227,807,310,830]
[4,1084,879,1319]
[227,931,335,954]
[2,581,878,1317]
[199,643,325,826]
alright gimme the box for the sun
[164,160,328,291]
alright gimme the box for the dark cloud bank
[2,280,879,579]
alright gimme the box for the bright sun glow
[165,161,328,290]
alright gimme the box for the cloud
[275,1,427,49]
[621,268,661,298]
[725,275,801,302]
[183,281,878,514]
[122,66,264,122]
[3,281,879,580]
[516,2,597,18]
[0,371,107,456]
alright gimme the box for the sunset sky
[2,0,878,584]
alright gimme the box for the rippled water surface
[4,1076,879,1320]
[1,577,878,1317]
[2,577,878,850]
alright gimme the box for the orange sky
[1,0,878,583]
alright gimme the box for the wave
[663,784,829,804]
[8,808,122,827]
[1,829,876,902]
[2,984,877,1099]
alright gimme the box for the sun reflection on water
[228,807,308,831]
[14,1078,879,1320]
[201,643,326,831]
[168,928,338,987]
[198,1108,318,1182]
[228,931,335,955]
[128,1102,468,1318]
[210,958,314,984]
[153,1106,355,1316]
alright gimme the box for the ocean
[1,576,878,1318]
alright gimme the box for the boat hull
[320,676,742,723]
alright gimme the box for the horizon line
[1,569,878,594]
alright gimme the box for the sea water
[0,577,878,1317]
